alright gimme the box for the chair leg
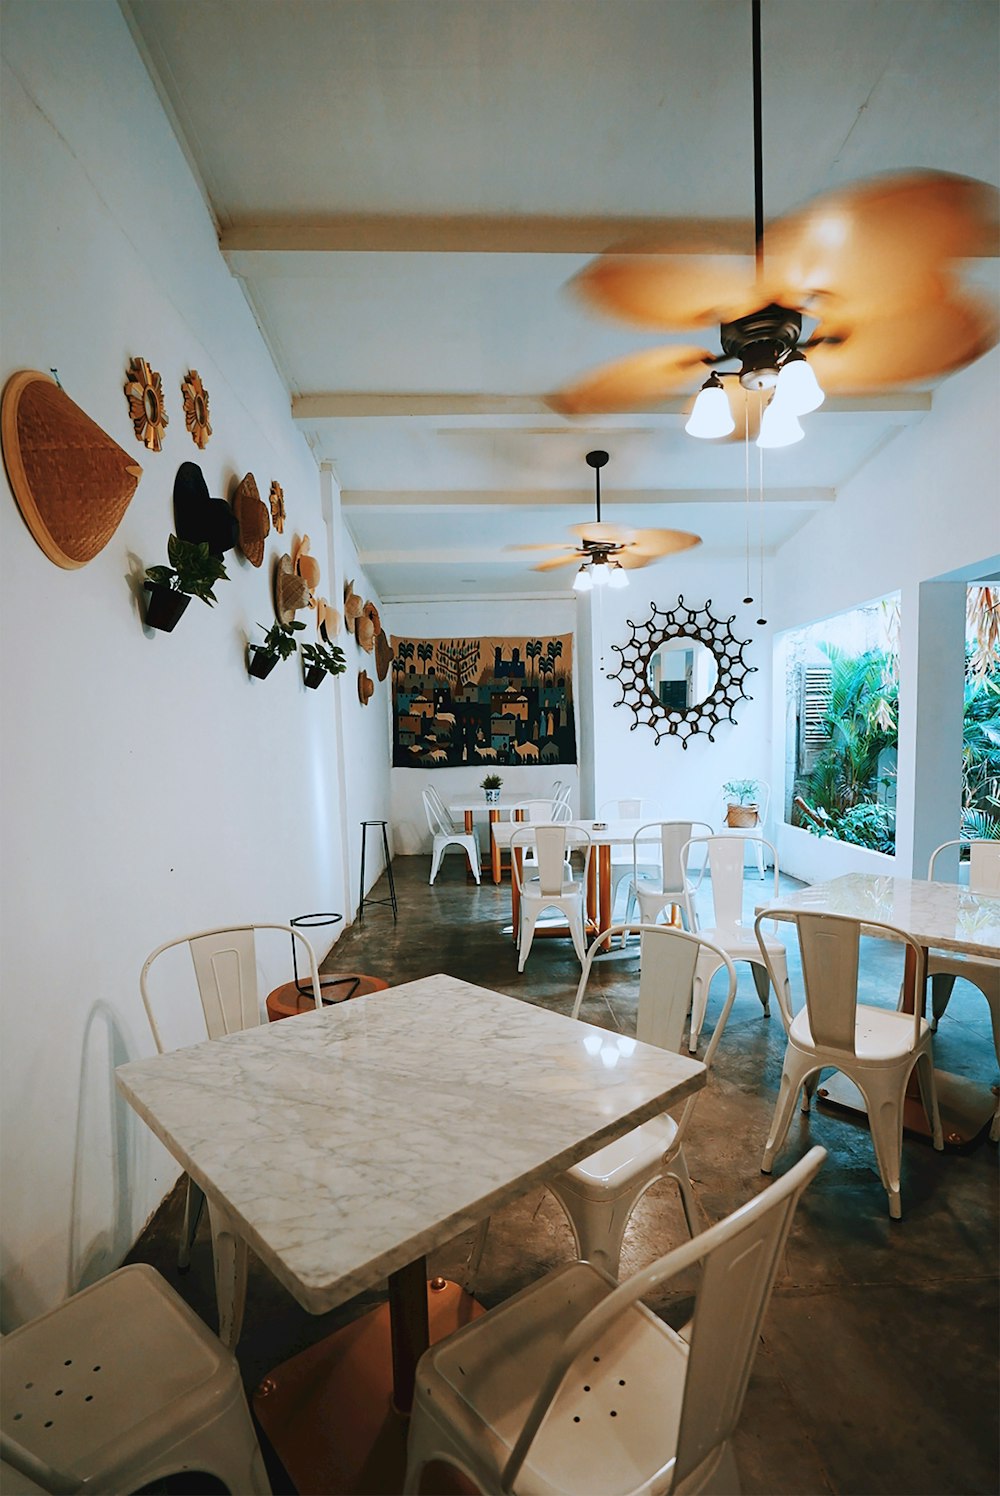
[567,900,587,965]
[665,1147,701,1238]
[464,1217,490,1293]
[689,960,718,1053]
[518,906,539,971]
[546,1176,636,1279]
[750,958,771,1016]
[761,1051,814,1173]
[853,1068,908,1219]
[429,842,444,885]
[913,1050,944,1151]
[930,972,957,1029]
[178,1176,205,1273]
[465,839,481,884]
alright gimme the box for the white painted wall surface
[0,2,384,1326]
[381,599,579,855]
[770,353,1000,881]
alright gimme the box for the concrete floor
[128,855,999,1495]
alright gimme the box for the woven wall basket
[726,804,759,828]
[2,371,143,568]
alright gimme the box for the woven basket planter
[725,803,759,828]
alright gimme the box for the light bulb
[572,564,593,592]
[591,559,610,587]
[608,563,629,589]
[685,373,735,439]
[775,353,825,414]
[757,399,804,449]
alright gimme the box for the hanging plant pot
[144,582,190,633]
[248,648,279,680]
[304,664,327,689]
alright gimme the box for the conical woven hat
[233,471,270,567]
[355,611,376,653]
[358,670,375,705]
[344,579,363,632]
[274,553,311,625]
[1,371,143,568]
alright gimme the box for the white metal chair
[508,795,573,873]
[622,819,714,940]
[683,835,791,1055]
[545,924,738,1277]
[554,782,573,810]
[756,909,943,1219]
[403,1147,827,1496]
[424,782,455,829]
[598,797,664,911]
[925,838,1000,1141]
[510,824,592,971]
[719,780,771,878]
[424,787,481,884]
[0,1264,271,1495]
[140,922,321,1345]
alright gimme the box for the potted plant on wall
[301,639,347,689]
[143,533,229,632]
[481,773,503,805]
[247,619,305,679]
[723,778,760,828]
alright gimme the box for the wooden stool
[266,974,389,1022]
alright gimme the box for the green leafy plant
[480,773,503,790]
[300,640,347,676]
[145,534,228,606]
[251,619,305,662]
[722,778,758,805]
[806,801,896,855]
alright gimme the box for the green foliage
[145,534,229,606]
[807,802,896,854]
[480,773,503,790]
[252,619,305,661]
[723,778,759,805]
[961,655,1000,839]
[300,640,347,676]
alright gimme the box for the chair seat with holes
[788,1004,934,1062]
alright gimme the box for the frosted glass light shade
[757,400,804,448]
[608,563,629,589]
[685,378,735,438]
[590,559,610,587]
[776,355,825,414]
[572,565,593,592]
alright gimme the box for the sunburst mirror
[608,596,756,747]
[124,356,169,452]
[180,369,212,449]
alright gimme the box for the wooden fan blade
[807,293,999,392]
[569,520,638,545]
[624,529,702,562]
[549,345,712,415]
[532,552,584,572]
[505,542,576,553]
[764,171,1000,321]
[574,254,760,330]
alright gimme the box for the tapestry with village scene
[390,634,576,767]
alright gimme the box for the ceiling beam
[293,391,933,420]
[221,215,753,257]
[340,488,835,508]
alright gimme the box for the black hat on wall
[173,461,239,559]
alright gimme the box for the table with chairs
[447,786,573,883]
[423,786,481,885]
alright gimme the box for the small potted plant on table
[481,773,503,805]
[723,779,760,828]
[143,533,228,631]
[301,639,347,689]
[247,619,305,679]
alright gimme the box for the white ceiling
[125,0,999,600]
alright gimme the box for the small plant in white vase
[480,773,503,805]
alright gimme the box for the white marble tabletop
[490,817,661,849]
[757,872,1000,959]
[447,798,532,816]
[116,974,704,1316]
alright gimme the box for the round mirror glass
[646,637,718,710]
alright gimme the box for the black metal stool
[289,912,362,1001]
[359,820,398,920]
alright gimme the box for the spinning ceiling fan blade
[532,552,586,572]
[806,293,999,392]
[625,528,702,561]
[764,171,1000,321]
[573,253,760,330]
[505,542,578,553]
[569,520,638,545]
[549,345,712,415]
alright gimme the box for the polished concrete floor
[129,854,999,1495]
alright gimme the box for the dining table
[491,817,663,950]
[447,797,547,883]
[115,972,705,1495]
[756,871,1000,1145]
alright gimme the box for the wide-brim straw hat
[355,611,376,653]
[374,629,393,681]
[232,471,270,567]
[174,461,239,559]
[292,532,321,591]
[358,670,375,705]
[274,553,311,626]
[1,370,143,568]
[318,600,342,642]
[344,579,363,632]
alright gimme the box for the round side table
[266,973,389,1022]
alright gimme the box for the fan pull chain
[743,389,753,604]
[757,399,767,626]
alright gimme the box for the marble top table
[756,872,1000,960]
[116,974,704,1376]
[448,798,564,882]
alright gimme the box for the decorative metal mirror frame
[608,596,756,748]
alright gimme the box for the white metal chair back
[554,782,572,808]
[633,819,713,891]
[140,923,321,1053]
[756,909,927,1055]
[422,787,454,838]
[685,834,779,931]
[599,796,663,821]
[549,779,563,801]
[496,1147,827,1493]
[511,797,571,824]
[424,783,453,829]
[511,824,591,897]
[928,838,1000,892]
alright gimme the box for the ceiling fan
[549,0,999,439]
[511,449,701,590]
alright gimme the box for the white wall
[382,599,579,854]
[0,2,386,1326]
[770,352,1000,880]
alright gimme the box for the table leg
[388,1257,429,1415]
[207,1199,248,1350]
[599,845,612,947]
[586,853,598,933]
[490,809,501,884]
